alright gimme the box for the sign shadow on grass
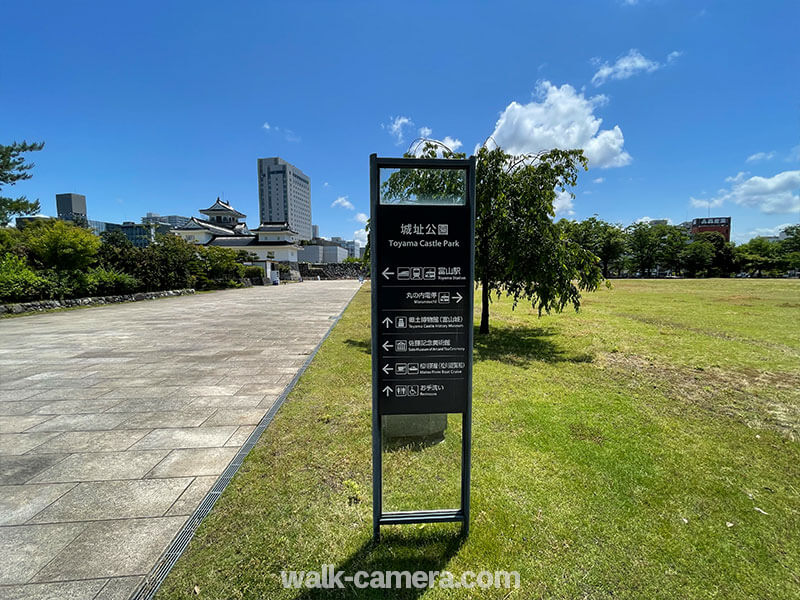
[345,325,593,366]
[290,529,466,600]
[473,324,593,366]
[344,338,372,354]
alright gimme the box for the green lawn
[157,279,800,599]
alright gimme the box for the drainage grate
[130,300,352,600]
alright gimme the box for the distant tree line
[0,220,262,304]
[557,218,800,278]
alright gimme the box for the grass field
[157,279,800,599]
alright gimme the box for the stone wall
[299,262,369,280]
[0,289,196,316]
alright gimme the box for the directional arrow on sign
[382,364,394,375]
[382,340,393,352]
[382,267,395,280]
[382,317,393,327]
[454,292,463,303]
[382,385,393,396]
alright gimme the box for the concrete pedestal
[382,414,447,448]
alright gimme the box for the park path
[0,280,361,600]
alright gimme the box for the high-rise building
[142,212,191,228]
[56,193,87,221]
[257,157,312,240]
[312,224,320,239]
[691,217,731,242]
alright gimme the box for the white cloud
[488,81,632,169]
[354,212,368,224]
[385,116,413,145]
[746,151,776,163]
[666,51,683,63]
[593,177,605,184]
[748,223,794,238]
[787,145,800,162]
[441,136,462,151]
[262,121,300,142]
[323,182,329,188]
[418,126,432,138]
[725,171,749,184]
[410,134,464,157]
[332,196,354,210]
[353,229,368,246]
[690,196,725,210]
[693,170,800,214]
[591,49,661,86]
[635,216,673,224]
[554,190,574,216]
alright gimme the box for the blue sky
[2,0,798,244]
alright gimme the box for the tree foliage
[382,142,603,334]
[23,219,101,271]
[559,217,626,277]
[0,141,45,226]
[625,222,660,277]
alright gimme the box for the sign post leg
[372,413,382,542]
[461,411,471,537]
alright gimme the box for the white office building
[257,157,312,240]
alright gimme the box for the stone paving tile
[29,478,192,523]
[130,426,238,449]
[95,576,145,600]
[224,425,256,447]
[28,477,192,523]
[0,401,51,416]
[96,386,183,400]
[203,408,267,426]
[179,385,244,397]
[31,517,187,582]
[87,378,170,388]
[115,411,214,430]
[0,578,108,599]
[165,476,217,516]
[145,447,238,478]
[0,433,61,455]
[0,416,55,434]
[6,388,111,402]
[27,414,129,433]
[185,396,265,409]
[0,389,47,402]
[0,522,86,584]
[28,450,169,483]
[0,455,67,485]
[103,398,190,413]
[31,399,124,415]
[24,379,107,391]
[27,430,148,454]
[0,483,76,525]
[257,395,281,409]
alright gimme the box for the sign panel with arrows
[373,189,473,414]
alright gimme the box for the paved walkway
[0,281,360,600]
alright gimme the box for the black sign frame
[370,154,476,540]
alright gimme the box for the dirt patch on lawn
[599,352,800,439]
[614,312,800,356]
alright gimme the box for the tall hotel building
[257,157,312,240]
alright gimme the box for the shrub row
[1,220,264,304]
